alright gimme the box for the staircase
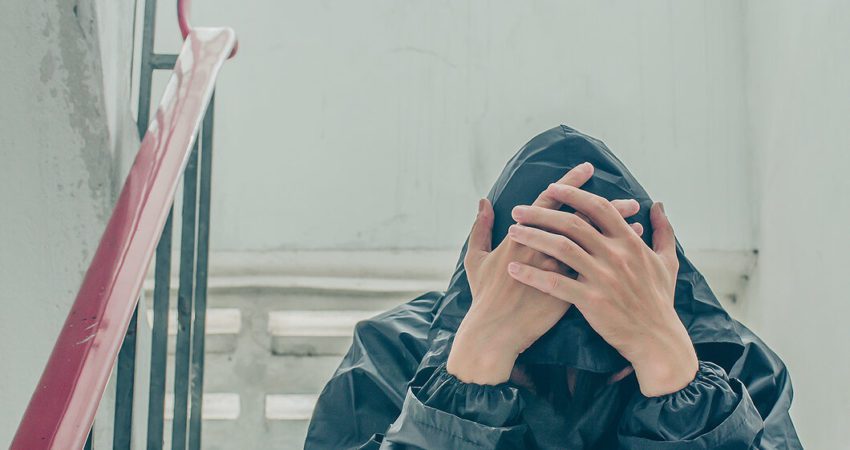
[142,248,748,449]
[144,251,453,449]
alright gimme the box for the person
[304,125,802,449]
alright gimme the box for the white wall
[155,0,850,445]
[743,1,850,447]
[153,0,753,253]
[0,0,137,443]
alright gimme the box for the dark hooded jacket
[304,125,802,449]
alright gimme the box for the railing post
[171,139,200,450]
[137,0,158,140]
[146,211,174,450]
[188,94,215,450]
[113,308,139,448]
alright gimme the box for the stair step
[145,308,241,354]
[200,420,310,450]
[268,310,381,355]
[163,393,240,420]
[145,275,444,295]
[200,353,342,394]
[265,394,318,420]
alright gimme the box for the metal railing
[10,1,237,448]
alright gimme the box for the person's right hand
[447,163,642,385]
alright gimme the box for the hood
[427,125,743,373]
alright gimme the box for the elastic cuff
[619,361,764,448]
[413,363,525,428]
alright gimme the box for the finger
[533,162,594,209]
[512,205,606,254]
[508,225,598,276]
[611,199,640,218]
[545,184,633,236]
[630,222,644,236]
[607,366,635,385]
[507,262,589,306]
[464,199,494,271]
[650,202,678,273]
[577,199,637,227]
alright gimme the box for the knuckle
[557,237,576,257]
[624,235,644,251]
[546,273,561,294]
[564,213,583,231]
[670,256,680,273]
[463,254,473,268]
[591,196,610,214]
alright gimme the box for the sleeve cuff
[619,361,764,449]
[382,363,527,449]
[414,363,525,428]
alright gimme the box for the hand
[506,183,698,396]
[447,163,643,385]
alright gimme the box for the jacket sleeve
[617,340,804,450]
[377,363,528,449]
[618,361,765,449]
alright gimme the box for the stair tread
[144,275,444,294]
[268,310,382,336]
[265,394,319,420]
[145,308,241,335]
[164,393,240,420]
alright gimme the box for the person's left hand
[506,183,698,397]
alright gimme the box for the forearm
[446,319,519,385]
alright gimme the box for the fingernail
[581,162,593,170]
[508,224,520,237]
[507,262,520,274]
[658,202,666,214]
[478,198,485,214]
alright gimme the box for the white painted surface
[0,0,138,443]
[265,395,319,421]
[146,308,242,335]
[165,393,241,420]
[269,310,382,337]
[151,1,754,254]
[741,1,850,447]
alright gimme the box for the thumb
[650,202,678,274]
[464,198,493,272]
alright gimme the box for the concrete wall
[0,0,137,444]
[742,1,850,447]
[153,0,753,254]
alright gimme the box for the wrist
[447,321,519,385]
[632,324,699,397]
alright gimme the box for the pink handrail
[178,0,238,58]
[11,28,236,450]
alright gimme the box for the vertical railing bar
[137,0,181,447]
[187,94,215,450]
[171,139,200,450]
[137,0,158,139]
[146,211,174,450]
[113,307,138,449]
